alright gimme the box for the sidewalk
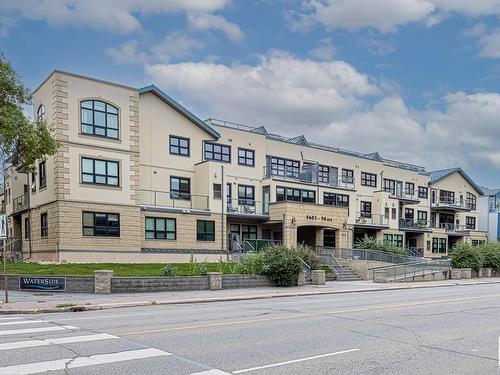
[2,278,500,314]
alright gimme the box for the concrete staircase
[326,266,363,281]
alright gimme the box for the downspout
[221,165,226,260]
[26,172,32,260]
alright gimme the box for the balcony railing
[432,223,468,232]
[385,189,419,202]
[12,193,28,213]
[399,219,431,230]
[263,166,355,189]
[227,198,269,216]
[140,190,209,211]
[354,213,389,227]
[431,198,469,210]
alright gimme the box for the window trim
[145,216,176,240]
[360,201,372,218]
[418,186,428,199]
[80,99,119,140]
[238,184,255,206]
[203,141,231,163]
[323,192,349,207]
[465,216,476,230]
[241,224,257,240]
[81,157,120,187]
[276,186,315,203]
[213,183,222,200]
[169,135,190,157]
[82,211,120,237]
[237,148,255,167]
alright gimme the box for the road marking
[0,325,78,336]
[232,349,360,373]
[188,371,233,375]
[0,320,44,326]
[50,312,157,322]
[116,293,500,336]
[0,333,118,351]
[0,348,171,374]
[0,317,23,321]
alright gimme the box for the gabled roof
[363,152,382,161]
[481,187,500,196]
[140,85,220,139]
[429,167,484,195]
[286,135,309,146]
[251,126,268,136]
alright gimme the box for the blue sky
[2,0,500,187]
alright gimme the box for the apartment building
[3,71,487,263]
[478,187,500,243]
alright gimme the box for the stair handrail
[299,257,312,281]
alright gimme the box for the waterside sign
[19,277,66,292]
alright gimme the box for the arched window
[80,100,119,139]
[37,104,45,122]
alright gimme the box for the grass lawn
[0,262,237,277]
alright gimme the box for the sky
[1,0,500,187]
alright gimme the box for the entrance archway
[297,226,316,248]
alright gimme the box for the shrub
[293,244,321,270]
[159,264,177,277]
[235,252,267,275]
[192,262,209,276]
[262,245,302,287]
[450,244,483,272]
[478,243,500,271]
[356,237,407,255]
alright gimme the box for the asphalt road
[0,283,499,374]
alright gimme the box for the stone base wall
[111,276,209,293]
[222,275,272,289]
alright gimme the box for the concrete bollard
[297,272,305,286]
[373,269,387,283]
[461,268,472,279]
[311,270,326,285]
[450,268,462,280]
[482,268,492,278]
[95,270,113,294]
[477,268,483,278]
[207,272,222,290]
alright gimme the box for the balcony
[385,189,420,204]
[399,219,432,232]
[431,198,471,211]
[12,193,28,214]
[353,213,389,229]
[140,190,209,212]
[263,166,355,190]
[432,223,469,234]
[226,198,269,219]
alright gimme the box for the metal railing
[140,190,209,211]
[243,239,282,252]
[316,251,343,279]
[12,193,28,213]
[432,223,468,232]
[354,213,389,226]
[316,247,422,264]
[263,166,355,190]
[399,219,431,230]
[227,198,268,216]
[372,259,451,282]
[431,198,469,210]
[385,189,419,201]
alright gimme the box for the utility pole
[2,158,7,303]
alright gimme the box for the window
[39,161,47,188]
[31,172,36,192]
[472,240,485,246]
[82,212,120,237]
[360,201,372,218]
[213,184,222,199]
[384,207,390,219]
[323,192,349,207]
[383,234,393,245]
[24,218,30,239]
[466,216,476,230]
[417,211,428,223]
[80,100,118,139]
[432,238,447,253]
[242,225,257,240]
[440,190,455,204]
[361,172,377,187]
[37,104,45,122]
[169,136,189,156]
[145,217,176,240]
[466,192,477,210]
[197,220,215,241]
[418,186,428,199]
[383,179,395,195]
[405,208,414,220]
[269,157,300,179]
[204,142,230,162]
[342,169,354,184]
[318,165,330,184]
[391,208,397,220]
[82,158,119,186]
[40,213,48,238]
[277,186,315,203]
[393,234,403,248]
[227,183,232,205]
[170,176,190,200]
[405,182,415,195]
[238,148,255,166]
[238,185,255,206]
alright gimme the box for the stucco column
[315,228,324,248]
[94,270,113,294]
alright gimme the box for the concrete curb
[2,279,500,314]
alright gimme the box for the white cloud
[0,0,230,34]
[357,36,395,56]
[187,13,244,42]
[295,0,500,33]
[308,38,337,60]
[152,32,206,61]
[462,23,500,59]
[105,41,147,65]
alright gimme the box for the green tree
[0,53,58,169]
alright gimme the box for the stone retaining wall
[111,276,209,293]
[221,275,272,289]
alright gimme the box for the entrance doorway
[323,229,336,248]
[297,226,316,248]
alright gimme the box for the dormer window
[37,104,45,121]
[81,100,119,139]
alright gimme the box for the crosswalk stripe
[0,348,172,374]
[188,370,233,375]
[0,325,78,336]
[0,333,118,351]
[0,320,44,326]
[0,317,23,321]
